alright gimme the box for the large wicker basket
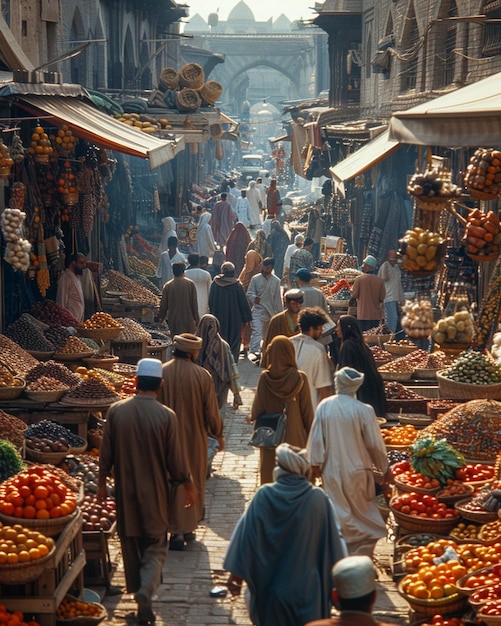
[0,542,56,584]
[77,326,123,341]
[200,80,223,105]
[24,446,69,465]
[393,477,440,495]
[159,67,179,91]
[176,88,202,112]
[436,371,501,400]
[178,62,205,89]
[454,498,498,523]
[0,378,25,399]
[0,507,79,537]
[390,503,459,534]
[397,580,468,615]
[383,342,418,355]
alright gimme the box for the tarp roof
[329,128,400,196]
[389,72,501,146]
[13,94,184,168]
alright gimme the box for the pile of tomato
[419,616,465,626]
[391,492,459,519]
[455,463,495,483]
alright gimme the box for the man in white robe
[306,367,391,558]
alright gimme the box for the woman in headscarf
[225,222,251,276]
[306,367,390,557]
[336,315,387,416]
[238,249,263,356]
[250,335,314,485]
[196,314,242,410]
[246,180,262,228]
[159,216,176,253]
[224,443,347,626]
[266,220,290,279]
[247,229,272,261]
[196,211,217,259]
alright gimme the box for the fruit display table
[1,510,85,626]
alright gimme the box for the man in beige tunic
[158,261,199,336]
[158,333,224,550]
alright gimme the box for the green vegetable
[0,438,24,483]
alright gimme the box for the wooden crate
[1,510,85,626]
[83,521,117,588]
[111,339,148,365]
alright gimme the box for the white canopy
[389,72,501,147]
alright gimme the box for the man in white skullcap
[224,443,347,626]
[158,334,224,551]
[306,367,392,558]
[98,358,193,624]
[305,555,396,625]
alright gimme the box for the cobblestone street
[99,356,411,625]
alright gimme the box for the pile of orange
[56,598,104,620]
[404,538,458,571]
[0,466,77,520]
[0,605,40,626]
[401,560,467,599]
[0,524,54,564]
[381,424,418,446]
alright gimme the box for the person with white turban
[224,443,347,626]
[306,367,391,558]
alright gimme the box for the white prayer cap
[335,367,364,395]
[136,358,163,378]
[333,556,376,599]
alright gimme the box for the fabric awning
[329,129,400,196]
[15,94,184,169]
[389,72,501,146]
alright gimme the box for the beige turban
[335,367,364,396]
[273,443,310,481]
[221,261,235,275]
[173,333,202,352]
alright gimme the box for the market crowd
[90,176,397,626]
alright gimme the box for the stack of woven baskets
[149,63,223,113]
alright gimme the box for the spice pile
[55,336,92,355]
[101,270,160,306]
[0,365,24,387]
[26,376,69,393]
[378,350,430,374]
[5,314,56,352]
[81,312,123,330]
[26,360,81,388]
[114,318,152,342]
[63,377,120,403]
[384,381,428,400]
[0,411,27,448]
[29,300,81,327]
[0,335,39,376]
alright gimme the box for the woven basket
[390,504,459,534]
[383,342,417,355]
[380,371,413,381]
[436,371,501,400]
[178,63,205,89]
[468,250,500,262]
[34,154,50,163]
[414,195,455,212]
[200,80,223,105]
[0,542,56,584]
[467,187,500,201]
[414,368,438,380]
[0,507,79,537]
[456,565,501,596]
[24,446,69,465]
[393,478,440,495]
[159,67,179,91]
[78,327,123,340]
[176,88,202,112]
[54,351,95,362]
[436,484,474,506]
[364,333,393,345]
[24,388,68,403]
[455,498,498,523]
[82,355,119,371]
[397,414,433,429]
[69,435,88,454]
[477,611,501,626]
[27,350,54,360]
[0,379,25,399]
[56,594,107,626]
[397,580,467,615]
[395,533,441,549]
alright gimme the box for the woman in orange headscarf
[249,335,314,484]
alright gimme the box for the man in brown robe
[260,289,304,368]
[158,261,199,336]
[158,333,224,550]
[98,358,193,624]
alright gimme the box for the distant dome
[273,14,291,31]
[228,1,255,22]
[185,13,208,32]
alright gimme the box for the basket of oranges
[56,595,107,626]
[0,523,56,584]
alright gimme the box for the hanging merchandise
[464,148,501,200]
[50,124,78,157]
[11,182,26,211]
[473,256,501,351]
[407,164,460,211]
[9,132,25,163]
[1,207,31,272]
[27,124,53,163]
[57,160,79,206]
[399,226,447,277]
[0,138,13,179]
[36,240,50,296]
[401,296,434,339]
[462,208,500,262]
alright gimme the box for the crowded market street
[99,356,410,626]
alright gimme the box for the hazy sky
[183,0,316,24]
